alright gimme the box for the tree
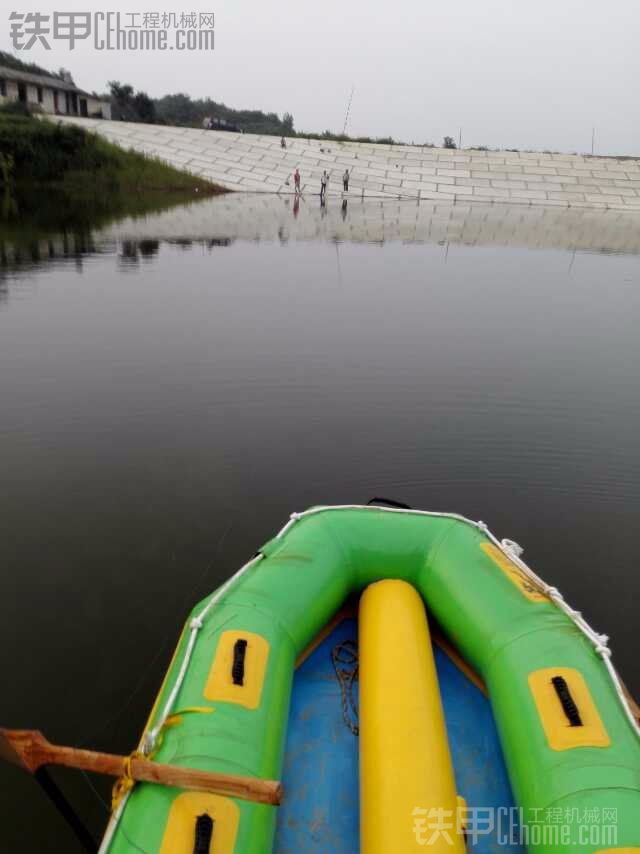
[108,82,134,101]
[155,93,197,125]
[109,82,155,123]
[443,136,457,149]
[133,91,155,123]
[282,112,294,133]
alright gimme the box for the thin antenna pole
[342,86,355,137]
[591,127,595,156]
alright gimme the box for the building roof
[0,64,95,97]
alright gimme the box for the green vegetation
[107,81,295,136]
[109,82,157,123]
[0,111,223,194]
[0,151,14,185]
[298,129,405,146]
[0,181,206,252]
[0,49,70,81]
[157,92,295,136]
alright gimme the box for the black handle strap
[551,676,583,727]
[193,813,214,854]
[366,496,412,510]
[231,639,248,686]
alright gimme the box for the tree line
[108,82,295,136]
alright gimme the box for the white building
[0,66,111,119]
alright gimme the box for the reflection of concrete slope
[54,116,640,212]
[96,196,640,255]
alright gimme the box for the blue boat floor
[274,617,524,853]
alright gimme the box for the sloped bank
[0,112,225,195]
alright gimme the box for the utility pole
[342,86,355,137]
[591,127,595,156]
[458,127,462,149]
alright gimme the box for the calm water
[1,195,640,851]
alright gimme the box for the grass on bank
[0,110,224,194]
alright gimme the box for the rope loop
[595,634,611,657]
[501,538,524,557]
[111,750,144,812]
[331,640,359,735]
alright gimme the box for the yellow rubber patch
[204,630,269,709]
[529,667,610,750]
[480,542,547,602]
[159,792,238,854]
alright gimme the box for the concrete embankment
[55,116,640,212]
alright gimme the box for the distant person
[320,170,328,199]
[294,168,301,193]
[281,136,287,148]
[343,169,350,192]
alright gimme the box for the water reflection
[95,195,640,254]
[2,195,640,283]
[0,182,207,281]
[0,232,113,279]
[118,239,162,271]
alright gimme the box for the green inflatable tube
[102,506,640,853]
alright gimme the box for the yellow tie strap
[111,707,215,812]
[111,750,144,812]
[150,706,215,753]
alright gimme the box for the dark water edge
[1,194,639,852]
[0,182,206,246]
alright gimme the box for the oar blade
[0,728,45,773]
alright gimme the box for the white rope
[97,791,129,854]
[143,552,263,756]
[99,504,639,851]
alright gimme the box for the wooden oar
[0,727,283,806]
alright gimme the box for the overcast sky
[2,0,638,155]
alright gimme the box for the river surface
[1,194,640,851]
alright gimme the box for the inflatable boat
[99,504,640,853]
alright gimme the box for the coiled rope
[98,504,640,853]
[331,640,359,735]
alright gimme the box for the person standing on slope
[320,170,328,200]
